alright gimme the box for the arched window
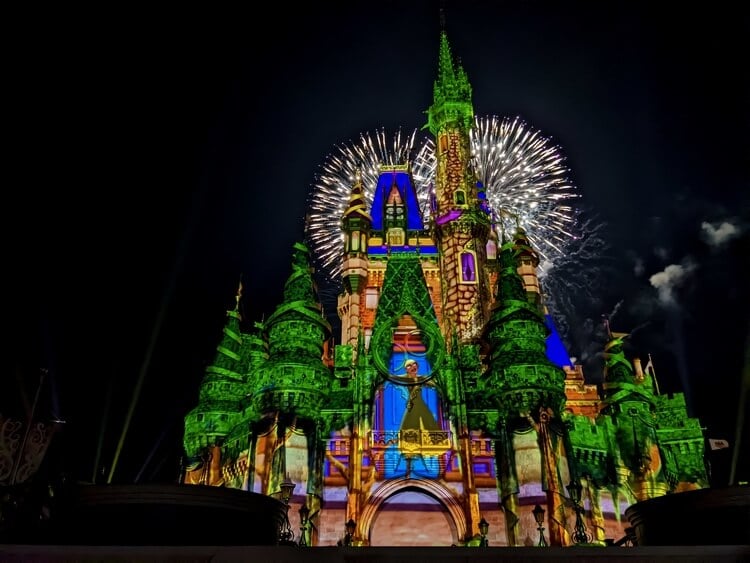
[459,251,477,283]
[454,190,466,206]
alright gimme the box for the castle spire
[183,285,247,462]
[426,31,474,136]
[427,28,488,342]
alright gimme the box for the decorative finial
[439,7,446,31]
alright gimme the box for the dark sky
[6,2,749,486]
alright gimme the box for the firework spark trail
[305,115,584,285]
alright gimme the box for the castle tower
[600,333,670,502]
[426,31,492,343]
[484,237,570,546]
[248,242,332,514]
[513,226,543,311]
[183,281,248,486]
[339,169,372,348]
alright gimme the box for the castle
[182,31,707,547]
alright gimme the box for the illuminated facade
[182,32,707,547]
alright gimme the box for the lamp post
[278,475,296,545]
[532,504,548,547]
[567,480,592,544]
[342,518,356,546]
[479,517,489,546]
[298,503,310,547]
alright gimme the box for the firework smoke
[649,260,696,307]
[701,220,741,248]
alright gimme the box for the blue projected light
[545,314,572,368]
[370,170,424,230]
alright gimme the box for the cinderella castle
[181,31,708,547]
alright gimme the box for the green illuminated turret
[250,242,333,418]
[183,283,246,460]
[484,238,566,417]
[599,333,670,500]
[426,31,474,136]
[601,334,654,410]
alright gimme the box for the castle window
[459,251,477,283]
[364,328,372,349]
[366,288,379,309]
[439,135,449,153]
[387,228,404,246]
[197,414,204,422]
[454,190,466,206]
[351,230,360,251]
[486,238,497,260]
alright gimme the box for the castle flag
[708,438,730,450]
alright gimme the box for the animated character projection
[373,331,451,480]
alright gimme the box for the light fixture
[342,518,356,546]
[298,504,310,547]
[532,504,548,547]
[280,475,296,504]
[479,517,489,546]
[277,476,296,545]
[567,480,592,544]
[567,480,582,504]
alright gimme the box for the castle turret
[513,226,543,311]
[252,242,332,418]
[427,31,491,342]
[339,170,372,347]
[484,237,569,545]
[183,282,247,482]
[600,332,669,501]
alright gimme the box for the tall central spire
[426,31,474,136]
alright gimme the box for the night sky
[7,2,749,487]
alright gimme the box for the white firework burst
[471,115,579,274]
[304,115,582,282]
[304,128,434,281]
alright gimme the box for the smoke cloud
[701,220,740,248]
[649,260,695,306]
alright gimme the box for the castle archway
[360,478,466,546]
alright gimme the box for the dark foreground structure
[1,484,748,561]
[2,545,749,562]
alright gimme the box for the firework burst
[304,115,583,282]
[304,128,435,281]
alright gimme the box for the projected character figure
[383,358,445,478]
[399,359,440,432]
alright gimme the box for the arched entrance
[360,478,466,546]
